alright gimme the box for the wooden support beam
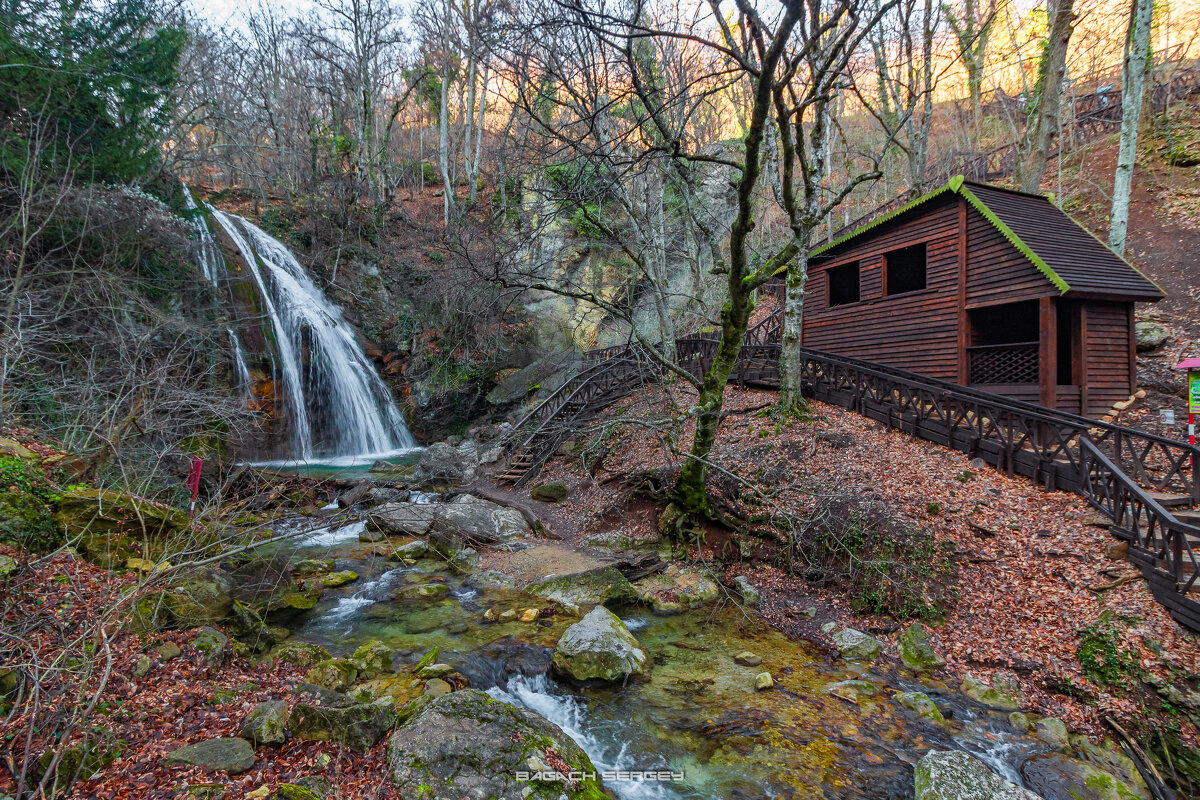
[1039,296,1057,409]
[1128,303,1137,395]
[957,197,969,384]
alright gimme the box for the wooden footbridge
[497,305,1200,631]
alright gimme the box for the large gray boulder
[292,691,398,752]
[430,495,531,544]
[387,689,605,800]
[915,750,1041,800]
[832,628,884,662]
[239,700,290,746]
[366,503,438,537]
[896,622,946,672]
[1135,321,1169,352]
[551,606,647,684]
[165,737,256,774]
[413,441,479,487]
[527,565,638,611]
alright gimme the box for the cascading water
[205,208,414,462]
[182,186,224,287]
[227,328,253,395]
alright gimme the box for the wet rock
[240,700,290,746]
[831,628,884,662]
[1034,718,1069,751]
[387,689,605,800]
[1135,321,1169,351]
[165,738,255,774]
[552,606,647,684]
[755,672,774,690]
[227,600,277,653]
[894,691,945,723]
[962,673,1021,711]
[423,678,453,697]
[304,659,358,692]
[896,623,945,672]
[530,480,568,502]
[527,565,638,611]
[1021,751,1150,800]
[412,441,479,487]
[336,480,373,508]
[292,694,398,752]
[634,564,720,615]
[733,576,759,605]
[827,679,877,703]
[392,539,428,560]
[319,570,359,588]
[292,559,335,576]
[55,487,187,554]
[733,651,762,667]
[914,750,1040,800]
[349,640,395,679]
[416,663,454,679]
[518,607,539,622]
[1008,712,1035,732]
[430,495,531,544]
[366,503,437,537]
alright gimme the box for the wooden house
[801,177,1164,417]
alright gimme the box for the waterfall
[227,328,253,395]
[205,208,414,462]
[182,186,224,287]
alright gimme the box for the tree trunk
[439,59,454,224]
[1108,0,1154,257]
[778,251,808,410]
[1018,0,1076,193]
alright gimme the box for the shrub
[1077,611,1141,687]
[793,495,957,620]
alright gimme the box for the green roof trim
[801,175,1072,295]
[957,185,1070,294]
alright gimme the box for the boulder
[336,480,373,508]
[366,487,410,506]
[387,689,605,800]
[0,437,36,459]
[526,565,638,611]
[551,606,647,684]
[239,700,290,746]
[429,495,531,545]
[227,600,277,653]
[962,673,1021,711]
[1034,718,1070,751]
[162,568,235,628]
[192,627,230,666]
[392,539,428,560]
[894,691,946,723]
[755,672,774,690]
[1021,751,1150,800]
[896,623,946,672]
[319,570,359,588]
[733,651,762,667]
[165,738,256,774]
[732,576,759,606]
[304,659,358,692]
[831,628,884,662]
[55,486,187,543]
[1134,321,1169,352]
[292,559,335,576]
[914,750,1041,800]
[530,480,568,502]
[465,570,518,590]
[348,640,395,680]
[580,530,664,553]
[366,503,438,537]
[292,694,398,752]
[271,641,331,667]
[412,442,479,487]
[634,564,720,615]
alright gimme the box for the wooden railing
[1079,437,1200,629]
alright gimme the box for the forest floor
[520,379,1200,747]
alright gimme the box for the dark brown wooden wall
[1084,301,1135,414]
[802,198,960,380]
[964,207,1057,307]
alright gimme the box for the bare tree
[1107,0,1154,257]
[1016,0,1077,192]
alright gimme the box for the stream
[272,505,1052,800]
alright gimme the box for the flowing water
[284,527,1050,800]
[227,328,254,395]
[184,188,416,463]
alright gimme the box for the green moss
[1077,611,1141,687]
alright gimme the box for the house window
[827,261,860,307]
[884,243,927,295]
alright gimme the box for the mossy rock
[551,606,646,684]
[55,486,186,543]
[304,659,359,692]
[271,641,331,667]
[896,623,945,672]
[527,565,638,611]
[387,689,607,799]
[165,737,255,774]
[530,480,568,502]
[1020,751,1150,800]
[633,564,719,615]
[961,673,1021,711]
[193,627,230,666]
[349,640,395,680]
[292,698,397,752]
[239,700,290,746]
[894,691,946,723]
[319,570,359,588]
[292,559,335,576]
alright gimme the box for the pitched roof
[809,176,1164,302]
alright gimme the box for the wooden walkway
[499,306,1200,631]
